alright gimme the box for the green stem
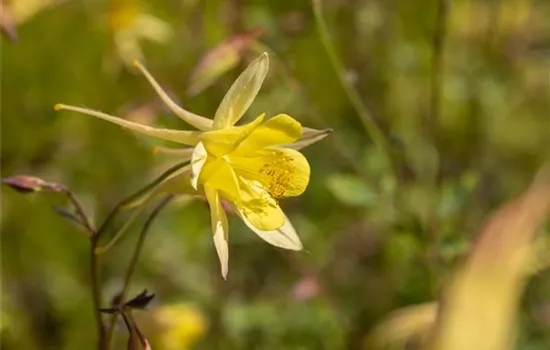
[312,0,391,164]
[104,195,174,349]
[95,161,188,239]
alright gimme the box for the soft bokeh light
[2,0,550,349]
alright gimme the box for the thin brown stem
[65,190,95,234]
[104,195,174,349]
[90,236,105,350]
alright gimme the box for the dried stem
[90,236,106,349]
[89,161,185,349]
[104,195,174,349]
[63,189,95,234]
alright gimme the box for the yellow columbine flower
[55,53,330,278]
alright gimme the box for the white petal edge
[236,207,303,251]
[205,187,229,279]
[190,141,207,190]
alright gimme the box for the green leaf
[326,174,377,207]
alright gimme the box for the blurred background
[2,0,550,349]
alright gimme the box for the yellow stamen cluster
[258,151,295,198]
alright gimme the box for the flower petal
[237,208,303,250]
[199,114,264,157]
[233,114,302,155]
[132,61,213,130]
[236,178,285,231]
[190,142,207,190]
[283,127,332,150]
[205,186,229,279]
[230,148,310,198]
[54,104,200,145]
[213,53,269,129]
[199,157,241,200]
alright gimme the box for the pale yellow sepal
[213,53,269,129]
[283,127,332,151]
[54,104,200,146]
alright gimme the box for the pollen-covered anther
[257,153,295,197]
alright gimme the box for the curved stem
[312,0,391,165]
[95,160,188,240]
[104,195,174,349]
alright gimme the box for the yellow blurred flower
[5,0,62,25]
[153,303,207,350]
[107,0,172,66]
[55,53,330,278]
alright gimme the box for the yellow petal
[199,158,241,200]
[132,61,213,130]
[283,127,332,150]
[199,114,264,157]
[233,114,302,155]
[190,142,207,190]
[212,53,269,129]
[205,186,229,279]
[237,208,303,250]
[54,104,200,145]
[235,179,285,231]
[230,148,310,198]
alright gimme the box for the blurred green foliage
[1,0,550,349]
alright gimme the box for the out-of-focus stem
[90,236,105,350]
[427,0,449,294]
[104,195,173,349]
[312,0,391,167]
[429,0,449,143]
[95,160,187,241]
